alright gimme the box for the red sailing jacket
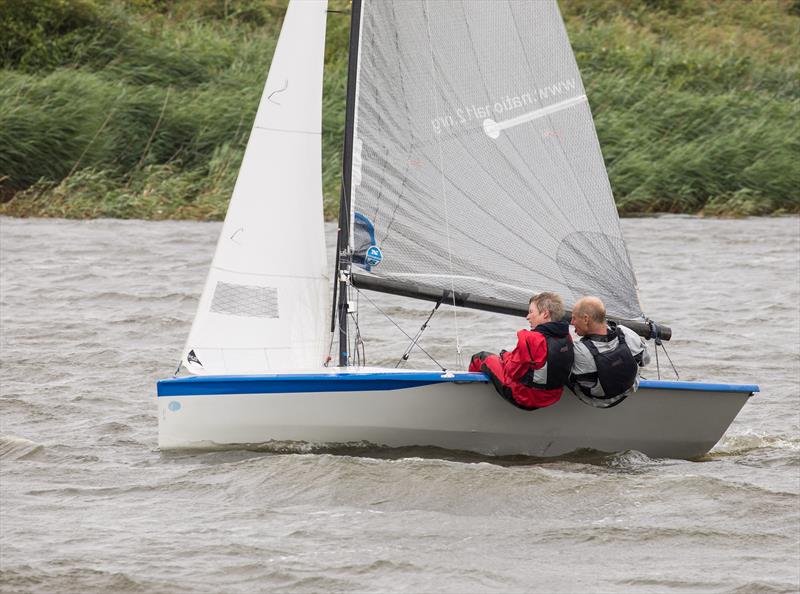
[473,322,573,409]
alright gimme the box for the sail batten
[347,0,644,321]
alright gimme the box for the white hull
[157,370,756,459]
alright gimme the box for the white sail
[182,0,330,374]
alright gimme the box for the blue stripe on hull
[157,371,759,397]
[157,371,485,396]
[639,379,758,393]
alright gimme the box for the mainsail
[345,0,644,322]
[181,0,330,374]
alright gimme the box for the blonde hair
[529,292,565,321]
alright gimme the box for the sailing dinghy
[157,0,757,458]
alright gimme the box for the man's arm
[568,342,598,394]
[503,330,541,382]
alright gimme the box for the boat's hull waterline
[157,371,757,459]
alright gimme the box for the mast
[335,0,363,366]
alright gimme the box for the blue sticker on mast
[353,212,382,271]
[365,245,383,267]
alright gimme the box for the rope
[659,341,680,380]
[647,319,679,380]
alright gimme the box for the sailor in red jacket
[469,292,574,410]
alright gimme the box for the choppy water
[1,215,798,593]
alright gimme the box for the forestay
[182,0,330,374]
[348,0,644,321]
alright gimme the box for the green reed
[0,0,797,219]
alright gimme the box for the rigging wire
[647,319,679,380]
[352,286,358,365]
[656,341,679,380]
[655,338,681,379]
[342,283,365,367]
[345,283,353,366]
[350,287,366,365]
[354,286,446,371]
[396,299,442,368]
[422,0,464,370]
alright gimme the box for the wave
[0,565,167,594]
[727,581,800,594]
[0,435,44,460]
[539,525,789,546]
[621,577,799,594]
[712,431,800,457]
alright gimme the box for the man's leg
[470,352,518,403]
[470,352,540,411]
[469,351,496,372]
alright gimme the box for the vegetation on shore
[0,0,798,220]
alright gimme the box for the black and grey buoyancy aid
[579,324,638,399]
[520,322,574,390]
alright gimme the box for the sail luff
[336,0,364,366]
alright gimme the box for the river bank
[1,0,798,219]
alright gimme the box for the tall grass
[0,0,797,219]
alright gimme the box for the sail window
[210,282,279,318]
